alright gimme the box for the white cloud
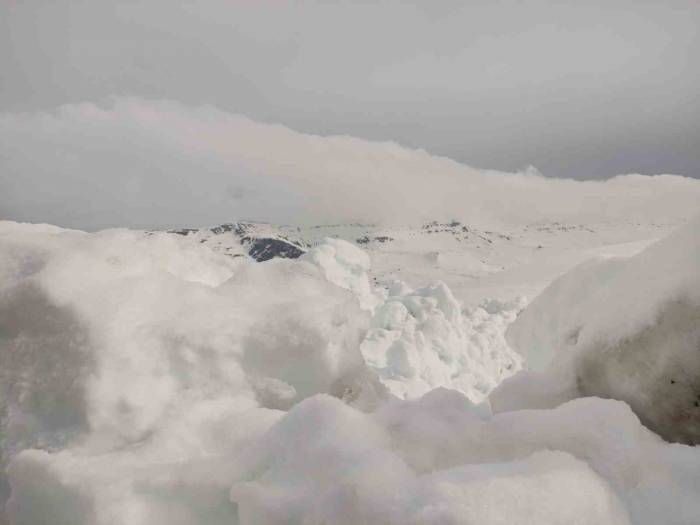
[1,1,698,179]
[1,98,699,230]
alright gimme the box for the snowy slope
[164,217,677,306]
[495,215,700,444]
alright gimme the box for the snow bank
[0,221,384,521]
[2,220,700,524]
[8,394,641,525]
[497,216,700,443]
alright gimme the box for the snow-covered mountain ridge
[163,217,679,305]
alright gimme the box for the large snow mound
[2,220,700,524]
[229,394,631,525]
[498,216,700,443]
[0,222,385,519]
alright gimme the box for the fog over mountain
[2,98,699,230]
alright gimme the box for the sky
[1,1,699,229]
[2,0,699,178]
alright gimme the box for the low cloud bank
[1,98,699,230]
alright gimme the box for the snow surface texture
[361,281,522,401]
[498,216,700,444]
[1,220,700,524]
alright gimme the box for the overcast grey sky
[2,0,698,180]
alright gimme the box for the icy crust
[499,216,700,443]
[362,281,522,401]
[2,221,700,524]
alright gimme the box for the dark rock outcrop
[247,238,305,262]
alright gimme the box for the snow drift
[1,220,700,524]
[498,215,700,444]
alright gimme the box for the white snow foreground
[1,222,699,524]
[496,215,700,444]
